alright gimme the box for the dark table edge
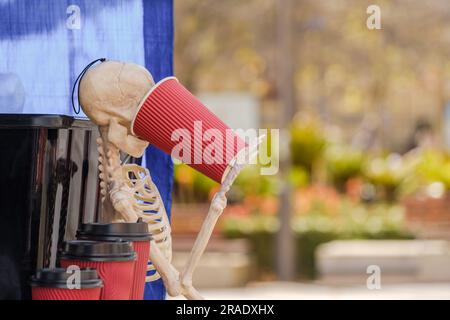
[0,114,96,129]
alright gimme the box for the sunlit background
[170,0,450,299]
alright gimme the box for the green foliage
[233,165,281,197]
[417,151,450,190]
[360,151,439,201]
[222,215,279,276]
[288,166,310,189]
[292,201,414,278]
[296,231,337,279]
[291,200,412,239]
[192,171,217,199]
[290,120,327,172]
[222,200,413,279]
[173,164,217,202]
[222,214,279,239]
[362,154,411,201]
[325,146,365,191]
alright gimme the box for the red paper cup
[30,268,102,300]
[60,240,136,300]
[132,77,246,183]
[129,240,150,299]
[76,221,151,300]
[60,259,134,300]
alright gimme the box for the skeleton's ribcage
[122,164,172,282]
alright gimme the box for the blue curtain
[0,0,174,300]
[142,0,174,300]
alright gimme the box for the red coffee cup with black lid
[76,221,151,300]
[30,268,103,300]
[59,240,136,300]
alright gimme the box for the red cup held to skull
[132,77,246,183]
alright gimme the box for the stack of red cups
[76,220,151,300]
[31,220,152,300]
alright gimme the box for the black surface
[0,128,37,299]
[30,268,103,288]
[0,114,99,300]
[61,240,136,262]
[77,220,152,241]
[0,114,95,129]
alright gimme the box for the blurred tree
[175,0,450,150]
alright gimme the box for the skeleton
[78,60,259,300]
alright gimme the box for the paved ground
[169,281,450,300]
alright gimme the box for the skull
[79,60,153,157]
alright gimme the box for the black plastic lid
[77,220,152,242]
[30,268,103,288]
[60,240,136,262]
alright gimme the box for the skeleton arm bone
[148,239,203,299]
[180,137,262,291]
[180,165,239,290]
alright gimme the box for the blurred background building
[170,0,450,299]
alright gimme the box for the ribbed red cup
[132,77,246,183]
[60,240,136,300]
[60,259,134,300]
[129,240,150,299]
[76,222,151,300]
[30,268,102,300]
[32,287,102,300]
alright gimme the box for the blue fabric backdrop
[0,0,174,300]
